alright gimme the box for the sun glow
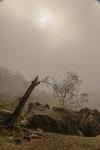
[32,9,62,32]
[39,16,50,26]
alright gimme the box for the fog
[0,0,100,108]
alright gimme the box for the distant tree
[42,71,89,109]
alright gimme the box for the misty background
[0,0,100,109]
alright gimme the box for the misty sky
[0,0,100,107]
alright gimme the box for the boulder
[78,108,100,136]
[25,102,78,135]
[0,109,12,123]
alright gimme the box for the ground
[0,133,100,150]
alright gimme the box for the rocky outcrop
[24,103,100,137]
[25,102,79,135]
[0,109,12,124]
[1,102,100,137]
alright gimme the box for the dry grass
[0,133,100,150]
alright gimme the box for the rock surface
[24,102,100,137]
[25,102,78,135]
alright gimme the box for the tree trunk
[8,76,40,128]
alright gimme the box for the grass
[0,132,100,150]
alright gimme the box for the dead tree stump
[6,76,40,128]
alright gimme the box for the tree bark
[8,76,40,128]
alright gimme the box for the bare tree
[42,72,89,108]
